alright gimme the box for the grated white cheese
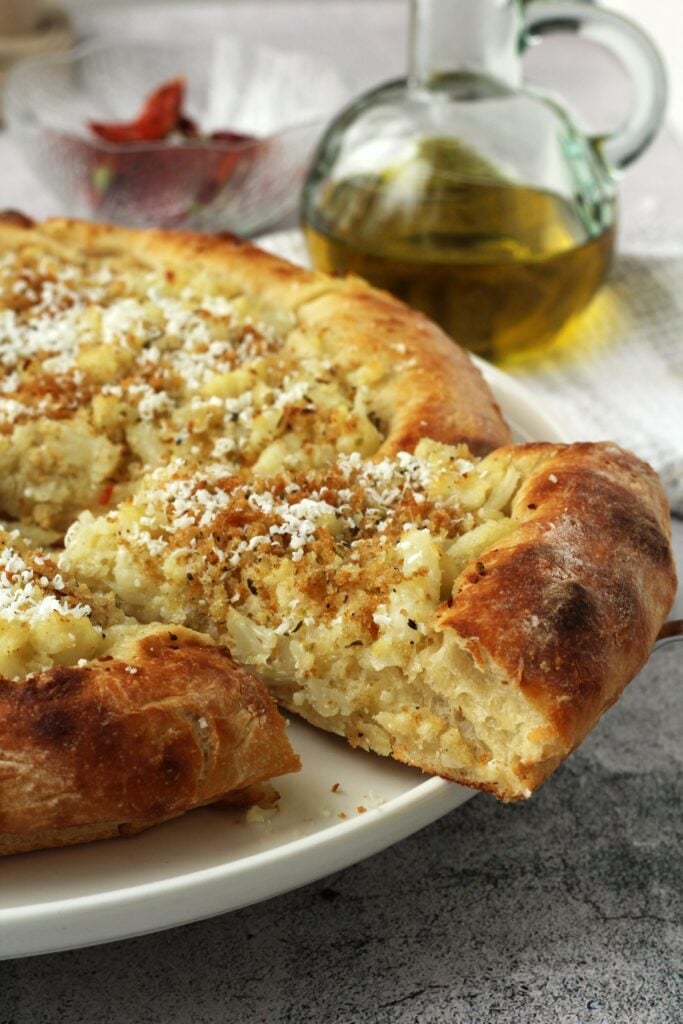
[0,546,92,624]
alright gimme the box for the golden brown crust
[0,210,35,229]
[295,280,511,457]
[0,626,299,855]
[436,442,677,795]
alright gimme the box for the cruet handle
[523,1,667,172]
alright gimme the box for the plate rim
[1,773,457,925]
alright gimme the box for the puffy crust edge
[0,626,300,855]
[436,441,677,797]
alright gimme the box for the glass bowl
[4,37,350,235]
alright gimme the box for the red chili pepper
[84,78,260,222]
[89,77,186,143]
[98,482,115,506]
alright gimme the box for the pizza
[0,214,675,852]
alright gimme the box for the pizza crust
[432,442,676,794]
[0,623,299,855]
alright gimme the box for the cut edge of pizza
[61,438,677,802]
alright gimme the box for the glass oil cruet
[301,0,666,363]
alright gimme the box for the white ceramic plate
[0,232,570,960]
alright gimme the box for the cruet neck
[408,0,523,91]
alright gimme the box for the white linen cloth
[507,248,683,515]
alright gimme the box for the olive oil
[303,165,616,363]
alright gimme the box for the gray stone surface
[0,531,680,1022]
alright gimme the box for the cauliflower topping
[0,544,92,625]
[0,244,388,531]
[0,531,120,679]
[61,439,521,681]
